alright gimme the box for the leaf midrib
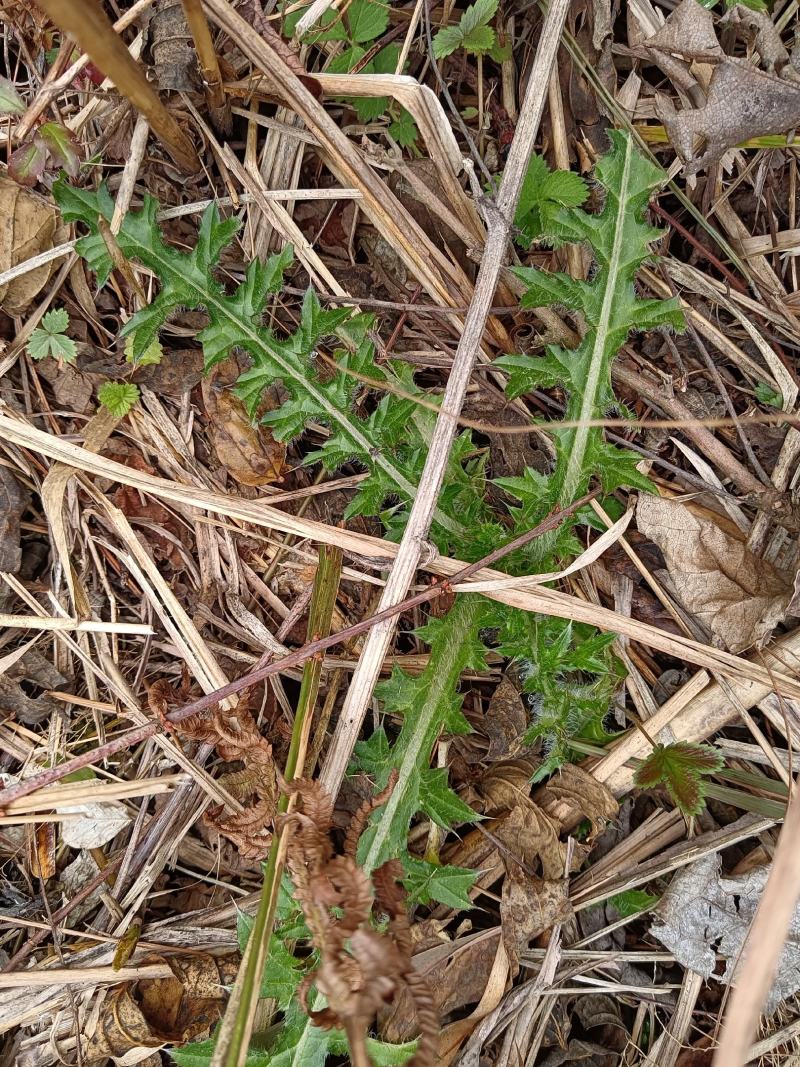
[126,232,465,539]
[362,595,482,873]
[559,135,632,507]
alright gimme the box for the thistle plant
[55,130,682,1065]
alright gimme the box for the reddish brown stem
[0,491,596,811]
[651,201,746,296]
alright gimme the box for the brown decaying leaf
[645,0,800,174]
[534,763,619,841]
[202,365,286,487]
[500,868,571,967]
[0,465,26,572]
[149,680,278,859]
[0,644,68,729]
[84,953,238,1061]
[279,775,437,1067]
[111,453,188,570]
[650,854,800,1012]
[482,677,529,762]
[0,173,69,313]
[636,494,792,653]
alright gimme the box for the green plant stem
[213,545,343,1067]
[361,594,484,874]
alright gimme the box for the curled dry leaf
[657,61,800,175]
[280,774,437,1067]
[500,866,571,968]
[0,640,69,725]
[149,681,278,859]
[84,953,238,1064]
[650,854,800,1012]
[202,366,286,487]
[0,173,69,314]
[636,494,792,652]
[644,0,800,174]
[534,763,618,840]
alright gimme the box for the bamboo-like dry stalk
[180,0,231,132]
[34,0,200,173]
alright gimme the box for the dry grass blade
[2,412,798,698]
[712,783,800,1067]
[200,0,508,344]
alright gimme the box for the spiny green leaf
[355,596,488,872]
[169,1036,281,1067]
[237,912,305,1009]
[125,333,163,366]
[54,179,476,547]
[634,742,724,817]
[97,381,140,417]
[419,767,481,828]
[328,1033,417,1066]
[505,131,685,516]
[403,856,476,910]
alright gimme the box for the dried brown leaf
[0,174,68,314]
[501,869,572,966]
[0,466,25,572]
[493,802,565,881]
[475,757,537,814]
[534,763,619,840]
[657,60,800,174]
[637,495,792,652]
[646,0,800,173]
[85,954,238,1062]
[483,678,529,762]
[0,676,63,726]
[202,367,286,487]
[721,4,791,74]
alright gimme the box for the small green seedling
[634,741,724,817]
[27,308,77,363]
[97,381,140,417]
[433,0,498,59]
